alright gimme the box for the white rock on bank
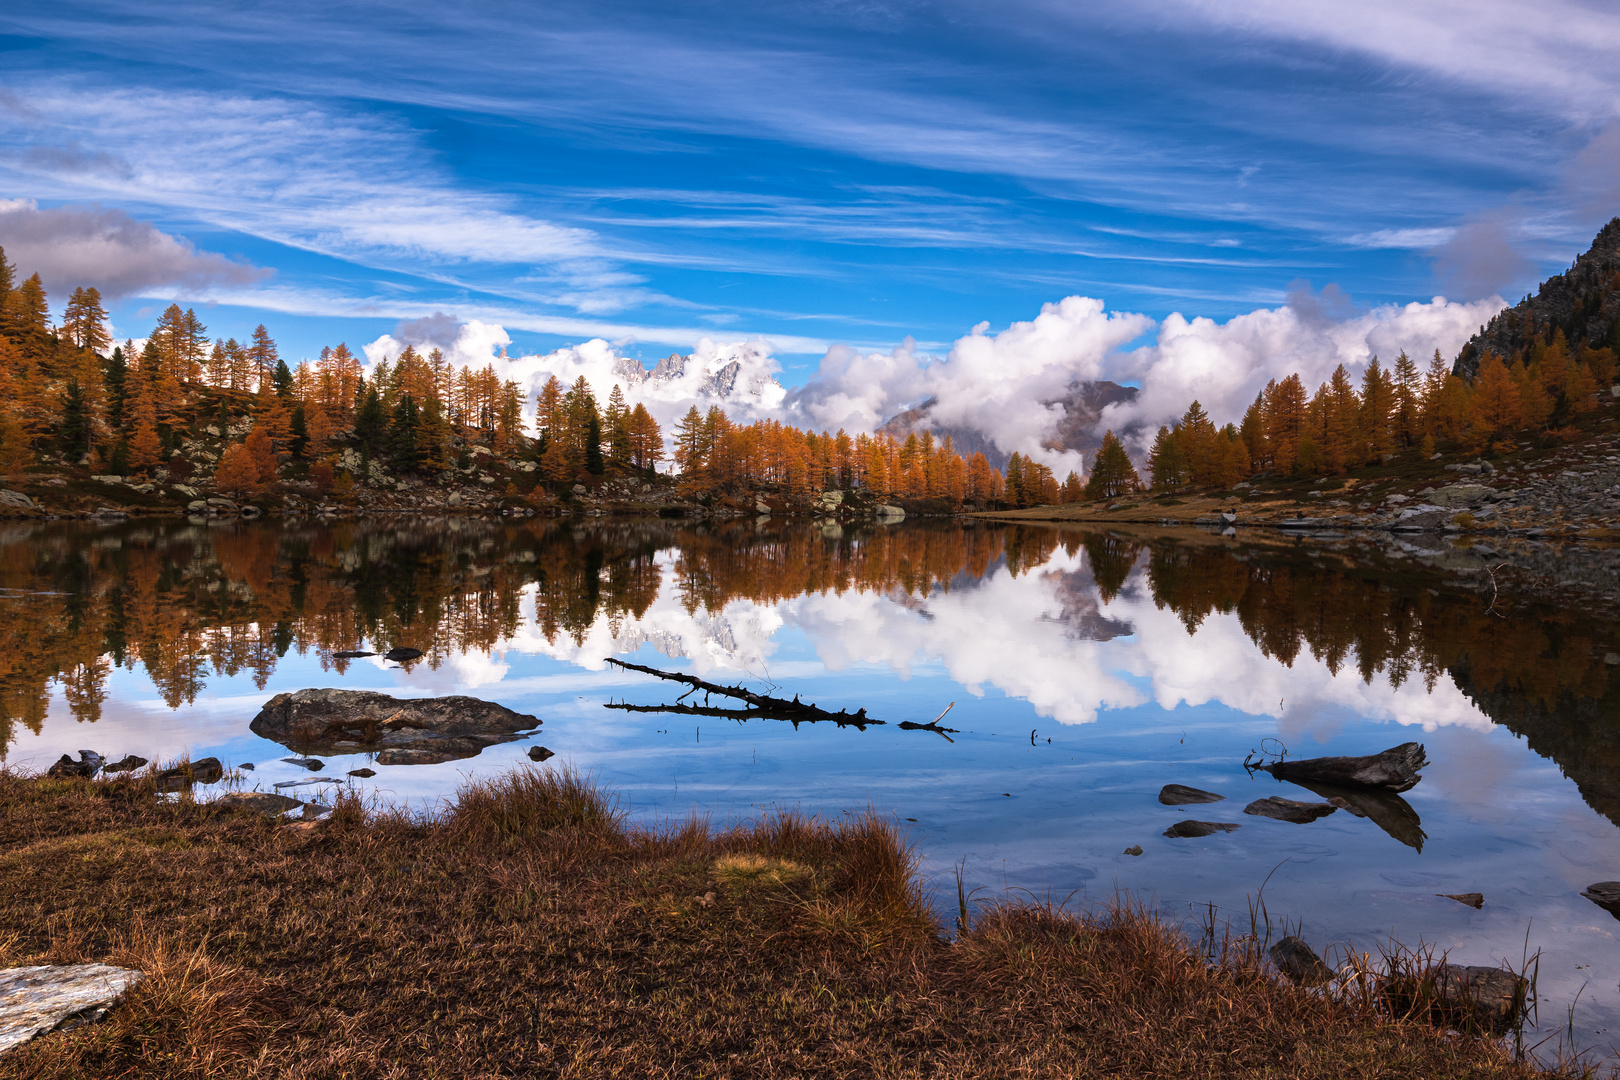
[0,964,144,1053]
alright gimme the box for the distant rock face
[613,349,785,405]
[1454,216,1620,380]
[248,689,540,764]
[876,381,1139,471]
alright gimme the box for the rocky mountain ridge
[1454,216,1620,380]
[877,380,1139,470]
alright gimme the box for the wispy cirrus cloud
[0,84,606,280]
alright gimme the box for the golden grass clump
[445,762,625,842]
[712,852,813,891]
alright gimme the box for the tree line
[1090,336,1617,497]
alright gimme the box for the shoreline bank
[0,767,1553,1078]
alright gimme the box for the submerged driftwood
[1254,742,1427,793]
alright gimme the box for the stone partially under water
[249,689,540,765]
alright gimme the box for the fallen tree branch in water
[604,700,881,730]
[605,658,963,738]
[898,701,958,742]
[604,657,876,727]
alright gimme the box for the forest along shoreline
[3,221,1620,544]
[0,766,1558,1078]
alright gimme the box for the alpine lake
[5,515,1620,1057]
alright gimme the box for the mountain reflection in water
[2,517,1614,815]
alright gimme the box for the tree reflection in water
[0,518,1614,826]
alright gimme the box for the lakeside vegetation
[8,234,1618,520]
[0,765,1554,1078]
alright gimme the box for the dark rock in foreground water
[102,755,147,775]
[376,748,463,766]
[1243,796,1337,824]
[1122,845,1143,856]
[1428,965,1528,1034]
[1270,936,1331,985]
[215,792,303,816]
[383,647,423,662]
[527,745,555,762]
[155,757,223,791]
[249,689,540,764]
[1158,783,1224,805]
[1439,892,1484,909]
[1260,742,1427,792]
[331,650,375,659]
[46,751,103,779]
[1582,881,1620,919]
[348,768,377,778]
[1162,820,1240,838]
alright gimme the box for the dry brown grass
[0,765,1563,1078]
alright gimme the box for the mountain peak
[1454,217,1620,379]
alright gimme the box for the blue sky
[2,0,1618,383]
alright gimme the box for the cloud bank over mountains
[370,287,1506,468]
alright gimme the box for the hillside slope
[1454,217,1620,379]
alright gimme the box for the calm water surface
[5,517,1620,1053]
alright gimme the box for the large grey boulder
[0,964,144,1053]
[249,689,540,764]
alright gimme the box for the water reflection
[1,518,1615,792]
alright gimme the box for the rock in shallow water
[1158,784,1224,805]
[46,751,103,779]
[0,963,144,1053]
[155,757,223,791]
[1427,965,1528,1033]
[1439,892,1485,909]
[102,755,147,774]
[249,688,540,764]
[1269,936,1331,985]
[1582,881,1620,919]
[1243,796,1337,824]
[527,745,555,762]
[215,791,303,817]
[1162,820,1240,838]
[383,647,423,662]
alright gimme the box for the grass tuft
[445,762,625,843]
